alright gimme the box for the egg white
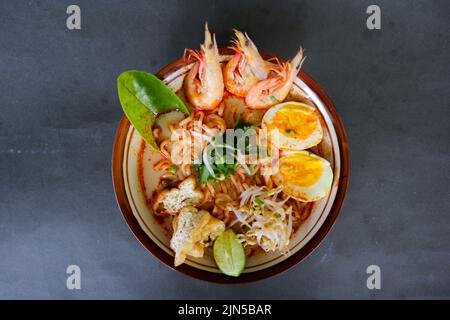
[273,151,333,202]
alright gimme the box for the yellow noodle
[219,181,228,193]
[206,181,216,197]
[153,158,172,171]
[230,175,243,194]
[159,139,171,159]
[215,193,232,211]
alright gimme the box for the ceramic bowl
[112,50,349,283]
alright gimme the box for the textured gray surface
[0,0,449,299]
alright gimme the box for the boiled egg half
[273,151,333,202]
[262,102,322,151]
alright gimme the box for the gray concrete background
[0,0,449,299]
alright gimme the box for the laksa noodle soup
[118,24,334,277]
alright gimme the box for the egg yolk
[280,153,324,187]
[268,104,318,140]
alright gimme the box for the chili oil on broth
[135,81,331,270]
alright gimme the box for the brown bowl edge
[111,51,350,284]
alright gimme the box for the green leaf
[117,70,190,149]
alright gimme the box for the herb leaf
[117,70,190,149]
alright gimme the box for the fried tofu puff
[170,206,225,266]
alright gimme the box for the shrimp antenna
[292,47,306,71]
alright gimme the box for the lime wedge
[213,229,246,277]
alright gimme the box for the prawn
[245,48,305,109]
[184,23,224,110]
[223,29,271,97]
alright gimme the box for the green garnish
[193,163,216,185]
[213,229,246,277]
[255,198,265,205]
[117,70,190,149]
[193,121,260,184]
[169,165,178,174]
[270,95,278,104]
[194,160,239,184]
